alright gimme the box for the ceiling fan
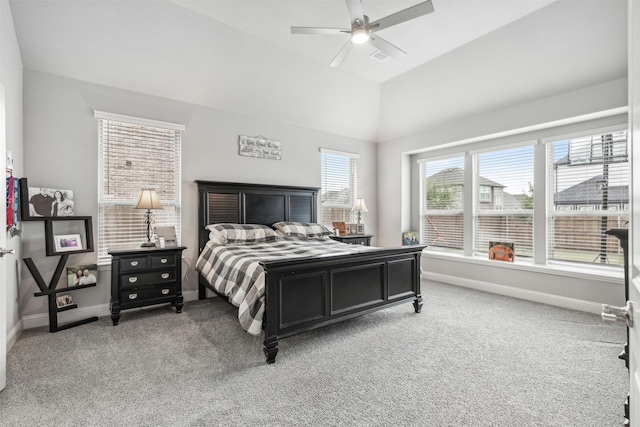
[291,0,434,67]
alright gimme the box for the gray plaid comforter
[195,238,374,335]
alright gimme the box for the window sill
[422,249,624,285]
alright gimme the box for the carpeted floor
[0,281,629,426]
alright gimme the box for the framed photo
[403,231,420,246]
[56,294,74,308]
[488,241,515,262]
[356,224,365,234]
[67,264,98,287]
[155,226,177,247]
[346,223,357,235]
[54,234,83,252]
[19,178,74,220]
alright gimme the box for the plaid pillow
[206,223,278,244]
[272,222,332,239]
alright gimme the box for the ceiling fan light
[351,28,370,44]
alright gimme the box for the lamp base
[140,241,155,248]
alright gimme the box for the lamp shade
[352,198,368,212]
[134,189,163,210]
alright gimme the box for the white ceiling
[7,0,625,142]
[9,0,557,85]
[170,0,556,83]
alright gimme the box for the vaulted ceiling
[8,1,627,142]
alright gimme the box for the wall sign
[238,135,281,160]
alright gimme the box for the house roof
[554,175,629,205]
[427,167,505,188]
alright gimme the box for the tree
[519,182,534,210]
[426,179,458,209]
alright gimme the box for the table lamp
[134,188,163,247]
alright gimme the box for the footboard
[260,245,425,363]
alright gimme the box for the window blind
[548,130,629,266]
[97,114,182,264]
[421,156,465,253]
[474,144,534,258]
[320,149,357,227]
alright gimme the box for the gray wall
[375,0,629,311]
[20,70,377,322]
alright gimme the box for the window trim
[414,117,628,273]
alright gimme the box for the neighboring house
[426,167,511,211]
[554,175,629,211]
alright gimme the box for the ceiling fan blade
[291,27,349,35]
[345,0,365,25]
[368,34,406,59]
[369,0,434,32]
[330,41,353,67]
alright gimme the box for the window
[96,111,184,264]
[478,185,491,202]
[548,130,629,266]
[474,144,534,258]
[320,149,357,227]
[420,157,465,253]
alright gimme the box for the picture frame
[155,226,178,247]
[403,231,420,246]
[54,234,83,252]
[346,223,357,235]
[19,178,75,220]
[356,224,365,234]
[67,264,98,287]
[488,241,515,262]
[56,294,74,308]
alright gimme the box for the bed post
[262,266,279,364]
[413,251,424,313]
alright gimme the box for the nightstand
[329,234,373,246]
[108,245,186,325]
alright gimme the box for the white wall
[1,0,24,349]
[20,70,377,321]
[376,0,629,309]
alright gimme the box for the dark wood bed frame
[196,180,425,363]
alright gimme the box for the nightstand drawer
[151,254,176,269]
[121,271,176,289]
[120,256,149,272]
[121,285,176,304]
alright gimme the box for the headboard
[196,180,319,253]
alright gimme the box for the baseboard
[423,271,603,315]
[21,290,201,330]
[6,319,23,352]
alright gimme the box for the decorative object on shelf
[488,241,515,262]
[332,221,346,236]
[134,188,163,247]
[67,264,98,287]
[18,178,74,220]
[56,294,74,308]
[352,198,368,226]
[403,231,420,246]
[238,135,281,160]
[54,233,83,253]
[44,216,94,256]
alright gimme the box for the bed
[196,180,425,363]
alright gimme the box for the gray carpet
[0,281,628,426]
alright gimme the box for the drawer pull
[161,273,170,279]
[161,289,170,295]
[128,277,138,283]
[128,293,138,300]
[130,261,139,266]
[160,258,168,264]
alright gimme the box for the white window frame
[415,117,629,273]
[95,111,184,265]
[320,148,358,227]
